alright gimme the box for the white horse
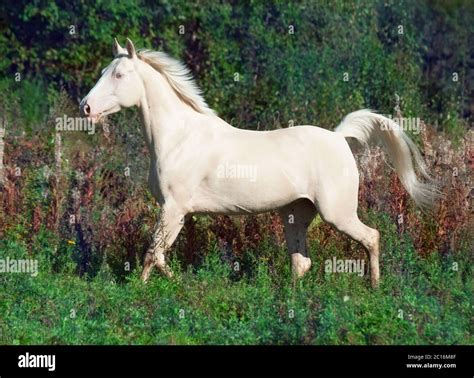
[80,38,438,287]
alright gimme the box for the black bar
[0,345,471,377]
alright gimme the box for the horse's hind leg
[141,205,185,282]
[327,215,380,287]
[316,187,380,287]
[279,199,317,278]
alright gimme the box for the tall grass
[0,214,472,345]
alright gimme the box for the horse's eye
[115,72,123,79]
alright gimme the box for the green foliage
[0,214,472,345]
[0,0,472,135]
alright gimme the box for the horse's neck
[137,65,195,165]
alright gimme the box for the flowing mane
[137,49,215,116]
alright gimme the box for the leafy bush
[0,0,472,134]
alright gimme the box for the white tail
[336,109,440,209]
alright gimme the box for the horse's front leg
[141,205,185,282]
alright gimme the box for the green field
[0,210,472,345]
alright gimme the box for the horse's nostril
[84,103,91,115]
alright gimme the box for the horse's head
[80,38,144,123]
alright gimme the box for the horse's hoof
[291,253,312,278]
[141,268,151,283]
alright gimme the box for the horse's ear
[113,38,124,56]
[126,38,136,58]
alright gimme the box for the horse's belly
[189,168,312,214]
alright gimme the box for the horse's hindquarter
[187,124,355,214]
